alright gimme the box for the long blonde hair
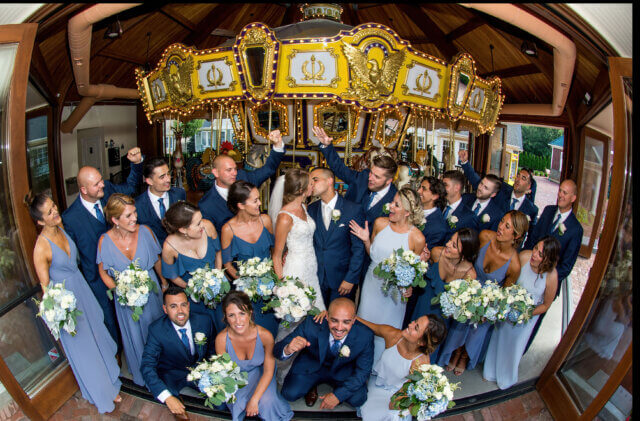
[397,186,425,227]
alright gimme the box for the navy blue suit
[135,187,186,245]
[319,144,397,234]
[462,193,502,232]
[140,313,216,399]
[308,195,366,305]
[274,317,374,406]
[421,209,448,250]
[62,161,143,344]
[198,149,285,233]
[443,200,479,242]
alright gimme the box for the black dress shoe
[305,386,318,407]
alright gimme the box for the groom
[275,298,374,409]
[308,167,365,305]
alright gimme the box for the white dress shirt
[445,197,463,216]
[157,320,194,403]
[215,183,229,201]
[509,193,525,210]
[553,208,573,229]
[423,207,438,218]
[148,189,169,219]
[282,332,348,359]
[321,192,338,229]
[369,183,391,209]
[80,195,104,220]
[472,198,491,216]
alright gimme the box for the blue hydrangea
[381,263,392,273]
[395,261,416,287]
[484,307,499,322]
[425,397,449,418]
[198,373,212,393]
[133,294,149,307]
[506,309,521,323]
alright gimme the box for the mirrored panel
[244,46,266,87]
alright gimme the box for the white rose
[482,214,490,223]
[195,332,206,342]
[291,306,306,319]
[339,345,351,357]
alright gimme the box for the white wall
[60,105,138,204]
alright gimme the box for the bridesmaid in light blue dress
[160,201,223,331]
[97,194,166,387]
[221,180,279,339]
[350,188,427,365]
[438,211,527,374]
[215,291,293,421]
[30,194,121,413]
[483,236,560,389]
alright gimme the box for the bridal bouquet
[34,281,82,340]
[502,284,536,325]
[432,278,486,326]
[187,352,248,408]
[107,260,158,322]
[263,276,321,328]
[374,248,429,303]
[233,257,277,302]
[185,265,230,309]
[391,364,459,420]
[479,281,509,323]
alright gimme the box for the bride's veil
[268,174,286,223]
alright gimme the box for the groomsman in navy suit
[141,286,217,420]
[136,157,186,245]
[523,179,583,352]
[462,173,503,232]
[441,170,479,242]
[275,298,374,409]
[62,147,143,345]
[313,126,398,235]
[308,167,365,305]
[199,130,285,233]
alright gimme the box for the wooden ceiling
[27,3,612,120]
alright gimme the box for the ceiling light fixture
[583,92,592,106]
[104,17,123,40]
[520,41,537,57]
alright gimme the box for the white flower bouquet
[373,248,429,303]
[262,276,321,328]
[107,259,158,322]
[391,364,459,420]
[186,352,248,408]
[479,281,509,323]
[185,264,230,309]
[233,257,277,302]
[502,284,536,325]
[432,278,485,326]
[34,281,82,340]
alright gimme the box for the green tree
[521,125,563,159]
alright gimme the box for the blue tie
[330,340,341,356]
[94,203,105,224]
[551,214,562,233]
[473,203,481,216]
[158,198,166,219]
[510,198,518,210]
[443,205,452,218]
[365,191,376,210]
[179,328,192,355]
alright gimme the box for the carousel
[135,3,504,204]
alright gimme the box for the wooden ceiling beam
[30,44,57,100]
[182,3,244,49]
[481,63,541,79]
[34,4,90,41]
[397,4,459,61]
[341,4,359,26]
[576,66,612,128]
[445,17,485,42]
[159,6,196,32]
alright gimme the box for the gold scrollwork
[239,26,277,100]
[447,53,477,121]
[160,53,194,107]
[250,101,289,140]
[401,61,442,102]
[207,64,224,87]
[415,70,432,94]
[374,108,404,148]
[471,90,482,110]
[313,101,360,145]
[301,55,325,81]
[196,57,238,94]
[286,48,340,88]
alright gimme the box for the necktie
[510,198,518,210]
[365,191,376,210]
[323,203,331,230]
[473,203,481,216]
[330,339,341,356]
[94,203,105,224]
[443,205,452,218]
[158,198,166,219]
[179,328,192,355]
[551,214,562,233]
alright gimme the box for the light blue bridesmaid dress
[45,230,121,413]
[96,225,164,386]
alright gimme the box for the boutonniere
[447,215,458,229]
[382,203,390,215]
[331,209,341,223]
[558,222,566,236]
[194,332,207,346]
[339,345,350,358]
[481,214,491,223]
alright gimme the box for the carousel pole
[210,106,214,153]
[243,102,248,155]
[346,106,352,166]
[411,111,417,163]
[268,101,272,134]
[217,103,223,154]
[430,113,435,176]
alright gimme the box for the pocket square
[339,223,345,227]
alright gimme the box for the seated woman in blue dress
[220,180,279,339]
[97,194,167,387]
[161,201,223,331]
[411,228,479,361]
[30,193,122,413]
[438,210,528,375]
[483,236,560,389]
[215,291,293,421]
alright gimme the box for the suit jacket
[421,209,448,250]
[135,187,186,245]
[524,205,583,283]
[443,200,479,242]
[308,195,365,289]
[62,161,143,283]
[462,193,502,232]
[319,144,397,234]
[140,313,216,399]
[199,149,285,233]
[274,317,374,403]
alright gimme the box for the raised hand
[458,149,468,164]
[349,219,369,242]
[284,336,310,355]
[312,125,333,146]
[402,287,413,298]
[268,129,284,148]
[420,245,431,262]
[319,392,340,409]
[127,147,142,164]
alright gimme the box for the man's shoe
[305,386,318,407]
